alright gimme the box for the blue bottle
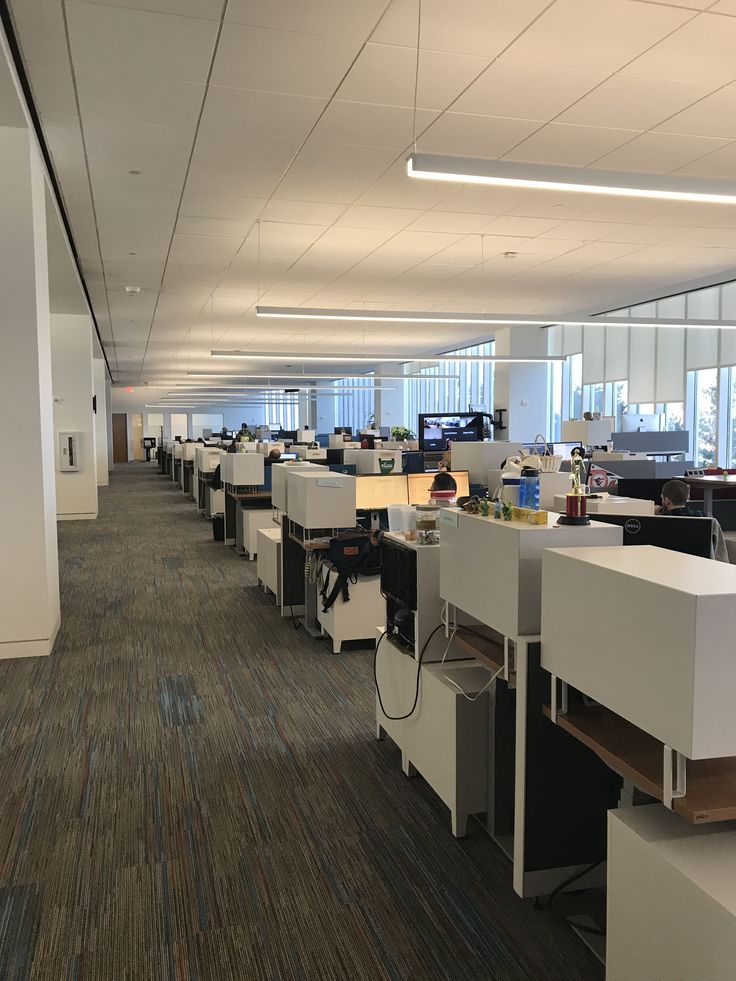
[519,467,540,510]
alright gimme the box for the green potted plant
[390,425,415,442]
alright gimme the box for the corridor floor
[0,464,603,980]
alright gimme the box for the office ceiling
[9,0,736,384]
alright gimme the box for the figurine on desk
[558,448,590,525]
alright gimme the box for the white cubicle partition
[271,461,317,514]
[541,546,736,760]
[286,470,356,529]
[450,441,523,484]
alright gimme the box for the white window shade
[720,283,736,365]
[563,323,582,355]
[655,328,685,402]
[605,324,629,381]
[582,325,605,383]
[686,287,719,369]
[629,326,656,403]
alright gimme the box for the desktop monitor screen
[621,412,662,433]
[614,478,669,502]
[551,441,584,459]
[355,474,409,510]
[588,514,712,558]
[418,414,483,451]
[407,470,470,505]
[334,427,352,437]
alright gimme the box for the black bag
[321,536,381,613]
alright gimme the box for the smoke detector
[124,285,141,294]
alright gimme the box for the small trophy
[558,447,590,525]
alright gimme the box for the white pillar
[0,127,60,657]
[51,314,99,518]
[374,364,405,434]
[93,358,109,486]
[493,327,551,442]
[315,391,335,433]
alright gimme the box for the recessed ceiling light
[128,169,141,175]
[128,251,137,256]
[504,251,517,258]
[124,285,141,294]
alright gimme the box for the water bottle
[520,467,540,510]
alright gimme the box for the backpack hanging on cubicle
[320,536,381,613]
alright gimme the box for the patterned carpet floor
[0,464,603,980]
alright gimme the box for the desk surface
[544,703,736,824]
[227,490,271,501]
[453,628,507,677]
[684,475,736,487]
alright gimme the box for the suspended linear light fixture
[210,350,564,363]
[406,152,736,205]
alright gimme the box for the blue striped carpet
[0,464,602,980]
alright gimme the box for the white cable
[440,627,504,701]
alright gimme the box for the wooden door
[112,413,128,464]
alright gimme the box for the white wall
[92,358,109,485]
[0,127,60,657]
[51,313,98,518]
[374,363,405,432]
[494,327,551,442]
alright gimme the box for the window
[334,375,375,433]
[404,340,495,433]
[145,412,164,437]
[262,395,298,432]
[191,413,224,439]
[606,381,628,431]
[729,369,736,466]
[688,369,718,466]
[569,354,582,419]
[548,360,563,440]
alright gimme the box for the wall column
[93,358,109,486]
[0,126,60,657]
[493,327,551,442]
[374,364,406,434]
[51,314,99,518]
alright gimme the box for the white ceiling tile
[191,130,300,174]
[310,100,437,149]
[558,75,714,130]
[408,211,497,233]
[676,142,736,177]
[479,215,563,236]
[212,24,361,97]
[271,174,368,205]
[66,2,219,82]
[93,183,182,217]
[185,164,281,198]
[622,13,736,86]
[420,113,544,158]
[200,87,327,139]
[355,176,453,210]
[336,43,488,111]
[225,0,388,39]
[260,200,346,225]
[303,226,397,260]
[434,184,535,215]
[83,116,193,168]
[372,0,552,57]
[25,61,77,116]
[654,82,736,139]
[576,197,672,223]
[336,205,424,231]
[258,223,327,258]
[710,1,736,14]
[371,230,463,262]
[75,69,205,128]
[180,193,266,222]
[169,232,243,258]
[504,0,691,72]
[81,0,223,18]
[538,220,632,242]
[505,122,641,166]
[175,215,254,239]
[592,131,729,173]
[453,60,607,120]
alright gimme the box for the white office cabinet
[450,441,523,484]
[257,441,285,455]
[294,446,327,460]
[541,546,736,759]
[271,461,316,513]
[343,448,402,474]
[221,452,264,487]
[440,512,621,638]
[181,443,196,461]
[58,431,80,471]
[257,527,281,599]
[286,470,356,529]
[607,806,736,981]
[376,638,490,837]
[297,429,315,443]
[318,575,384,653]
[241,509,275,559]
[173,442,183,459]
[561,417,613,445]
[537,472,573,510]
[551,494,655,516]
[208,487,224,516]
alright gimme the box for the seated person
[656,479,701,516]
[266,448,282,463]
[431,470,457,494]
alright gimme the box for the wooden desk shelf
[453,629,507,677]
[544,703,736,825]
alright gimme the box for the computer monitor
[418,414,484,451]
[551,441,584,459]
[334,427,352,437]
[588,514,712,558]
[614,478,669,502]
[407,470,470,505]
[355,474,409,510]
[621,412,662,433]
[279,430,297,442]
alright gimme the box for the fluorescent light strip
[406,152,736,205]
[211,350,563,363]
[184,371,460,380]
[255,306,736,331]
[168,385,395,392]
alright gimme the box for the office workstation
[12,6,736,976]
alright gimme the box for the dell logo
[625,518,641,534]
